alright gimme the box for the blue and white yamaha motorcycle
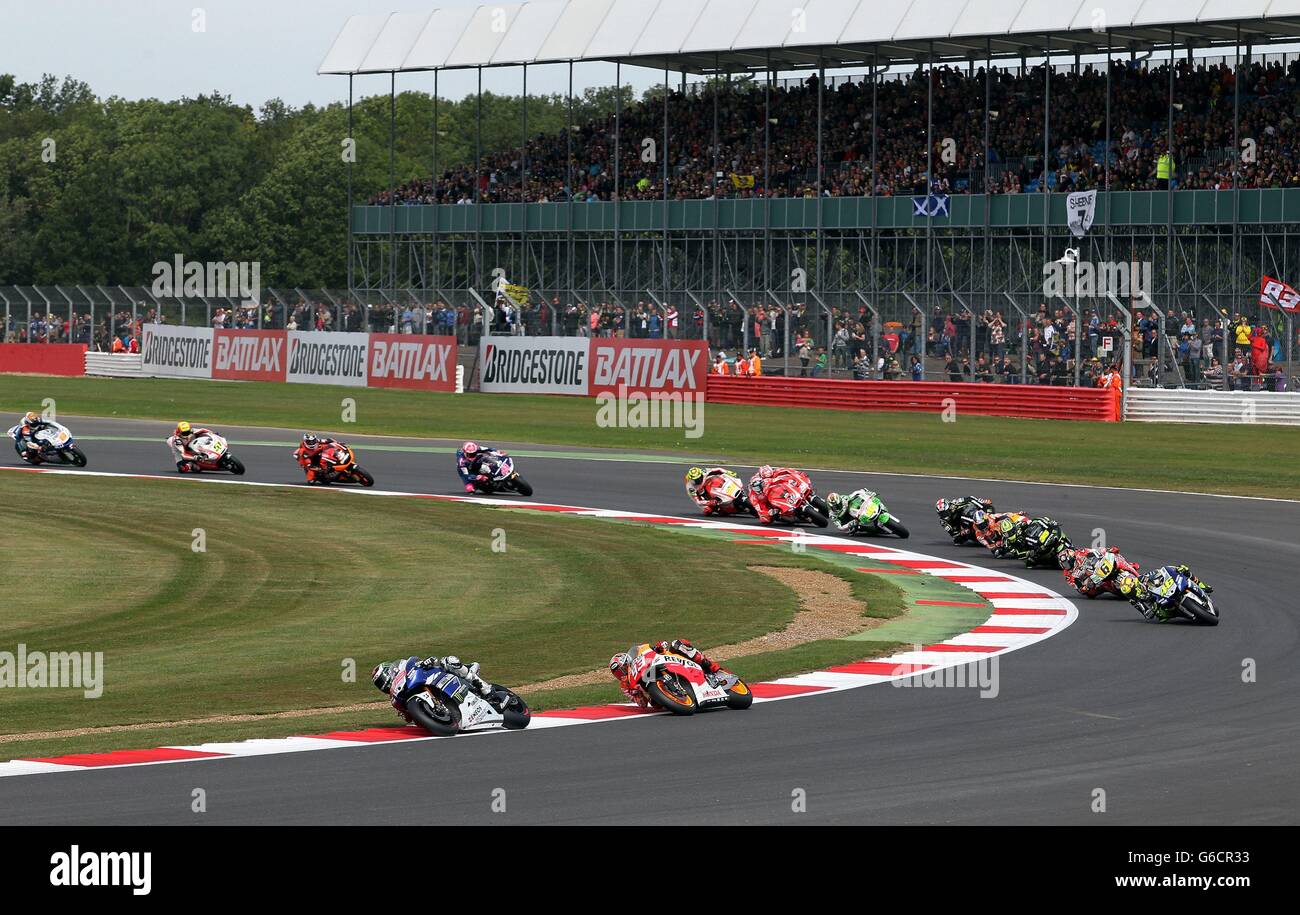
[391,659,531,736]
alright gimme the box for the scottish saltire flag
[912,194,950,217]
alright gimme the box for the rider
[1126,564,1215,621]
[684,466,741,515]
[973,510,1027,555]
[456,441,506,494]
[826,489,881,534]
[371,654,496,723]
[935,496,995,542]
[608,639,724,710]
[11,411,51,459]
[1002,516,1072,567]
[293,432,341,484]
[167,421,216,473]
[746,465,780,524]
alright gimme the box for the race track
[1,417,1296,824]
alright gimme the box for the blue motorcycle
[1125,566,1220,626]
[393,659,531,736]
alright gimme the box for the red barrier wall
[707,375,1119,422]
[0,344,87,377]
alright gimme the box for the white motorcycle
[178,431,245,475]
[623,642,753,715]
[7,421,87,467]
[397,660,531,736]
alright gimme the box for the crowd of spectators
[373,56,1300,207]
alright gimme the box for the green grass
[2,374,1294,498]
[0,472,946,761]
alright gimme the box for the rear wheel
[802,504,830,528]
[405,692,461,736]
[884,518,909,538]
[646,676,696,715]
[510,475,534,497]
[223,455,246,475]
[1180,592,1220,626]
[725,678,753,710]
[352,466,375,487]
[65,446,87,468]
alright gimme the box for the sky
[2,0,666,111]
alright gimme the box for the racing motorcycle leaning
[7,420,87,467]
[468,451,533,497]
[751,467,830,527]
[300,441,375,487]
[177,431,245,475]
[684,467,751,516]
[397,659,532,736]
[936,496,995,544]
[621,642,752,715]
[1064,548,1140,599]
[1119,566,1220,626]
[829,489,909,538]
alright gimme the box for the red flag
[1259,275,1300,312]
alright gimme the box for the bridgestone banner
[286,331,368,387]
[213,329,286,382]
[478,336,589,395]
[368,333,457,391]
[140,324,213,379]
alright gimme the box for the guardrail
[706,375,1120,421]
[85,353,144,378]
[1125,387,1300,425]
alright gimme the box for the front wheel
[223,455,246,475]
[495,689,531,729]
[646,677,696,715]
[802,504,830,528]
[725,678,753,710]
[884,518,909,539]
[64,446,87,467]
[351,466,375,487]
[1180,592,1220,626]
[406,692,461,736]
[510,474,534,497]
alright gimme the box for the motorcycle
[300,442,375,487]
[7,421,87,467]
[936,496,995,544]
[1065,549,1140,599]
[1121,568,1220,626]
[178,431,245,475]
[622,642,752,715]
[837,490,909,538]
[397,661,531,736]
[690,470,751,516]
[469,452,533,497]
[754,468,830,527]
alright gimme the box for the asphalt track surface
[1,417,1297,824]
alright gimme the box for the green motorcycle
[826,490,909,539]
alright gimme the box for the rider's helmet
[685,466,704,487]
[371,662,397,695]
[462,441,480,457]
[827,492,846,515]
[22,411,39,426]
[175,421,193,440]
[608,652,631,679]
[302,433,319,449]
[758,464,773,477]
[935,498,950,514]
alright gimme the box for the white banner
[285,331,369,387]
[139,324,213,379]
[478,336,589,395]
[1066,189,1097,238]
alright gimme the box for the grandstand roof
[320,0,1300,75]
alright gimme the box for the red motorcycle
[296,441,375,487]
[750,468,830,527]
[1064,548,1140,599]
